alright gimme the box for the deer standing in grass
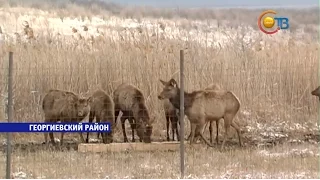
[187,83,223,144]
[166,83,222,143]
[158,78,243,150]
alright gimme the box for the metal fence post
[6,52,13,179]
[318,22,320,177]
[179,50,185,179]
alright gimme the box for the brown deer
[158,78,243,150]
[42,89,92,145]
[85,90,115,144]
[187,83,223,144]
[311,86,320,100]
[113,83,153,143]
[167,83,222,143]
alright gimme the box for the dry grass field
[0,143,318,178]
[0,0,319,178]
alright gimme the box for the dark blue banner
[0,122,111,133]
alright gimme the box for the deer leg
[101,114,113,144]
[209,121,213,144]
[43,130,48,145]
[186,121,195,141]
[186,132,191,141]
[79,132,85,143]
[128,117,136,142]
[195,125,203,143]
[96,115,101,140]
[97,132,100,140]
[47,119,56,145]
[194,122,207,143]
[114,110,120,126]
[165,114,170,141]
[121,117,128,143]
[221,115,233,150]
[95,116,102,141]
[173,116,180,141]
[86,112,95,143]
[198,125,214,147]
[44,133,48,144]
[187,131,198,142]
[189,123,197,145]
[193,133,201,143]
[44,118,51,144]
[49,132,55,145]
[216,119,220,145]
[44,131,50,145]
[192,118,213,147]
[60,132,64,146]
[171,118,176,141]
[231,121,243,147]
[111,109,121,141]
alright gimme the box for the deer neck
[169,88,194,110]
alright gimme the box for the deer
[311,86,320,100]
[42,89,92,145]
[158,78,243,150]
[187,83,223,144]
[113,83,154,143]
[165,83,223,143]
[85,90,115,144]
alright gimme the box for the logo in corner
[258,10,289,34]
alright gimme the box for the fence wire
[0,34,319,179]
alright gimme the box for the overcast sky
[105,0,318,8]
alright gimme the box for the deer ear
[159,79,167,86]
[87,96,93,104]
[169,79,177,87]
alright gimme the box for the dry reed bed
[0,7,313,50]
[0,32,318,143]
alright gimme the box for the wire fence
[0,37,319,178]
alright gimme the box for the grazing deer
[42,89,91,145]
[85,90,115,144]
[114,83,153,143]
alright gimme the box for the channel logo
[258,10,289,34]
